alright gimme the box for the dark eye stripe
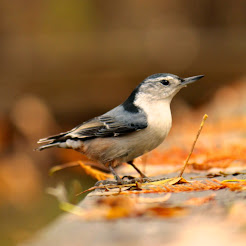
[160,80,170,86]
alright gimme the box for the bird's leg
[108,164,123,185]
[127,160,148,179]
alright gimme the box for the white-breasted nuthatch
[36,73,204,184]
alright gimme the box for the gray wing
[69,105,147,139]
[38,106,147,145]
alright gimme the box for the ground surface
[21,171,246,246]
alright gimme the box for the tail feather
[36,132,69,151]
[35,142,61,151]
[36,131,84,151]
[36,125,88,151]
[37,132,67,144]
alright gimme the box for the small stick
[178,114,208,177]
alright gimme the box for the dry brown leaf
[97,196,138,219]
[50,160,115,180]
[146,206,188,218]
[78,161,113,180]
[59,194,187,220]
[184,194,216,206]
[49,161,80,175]
[220,180,246,191]
[167,177,189,185]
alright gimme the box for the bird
[36,73,204,184]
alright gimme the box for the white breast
[116,100,172,162]
[146,101,172,131]
[134,92,172,137]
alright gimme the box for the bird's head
[122,73,204,113]
[136,73,204,102]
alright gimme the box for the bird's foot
[122,175,151,183]
[95,180,118,186]
[122,175,136,181]
[95,178,124,186]
[139,176,152,183]
[94,176,153,187]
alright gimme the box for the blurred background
[0,1,246,245]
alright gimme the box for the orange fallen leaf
[146,206,188,218]
[184,194,216,206]
[49,160,114,180]
[49,161,80,175]
[58,194,187,220]
[220,180,246,191]
[78,161,113,180]
[106,206,134,219]
[168,177,189,185]
[98,196,137,219]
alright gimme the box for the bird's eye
[161,80,170,86]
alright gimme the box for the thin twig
[179,114,208,177]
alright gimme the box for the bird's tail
[35,132,68,151]
[35,142,61,151]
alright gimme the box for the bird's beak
[181,75,204,85]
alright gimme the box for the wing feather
[37,105,148,149]
[69,113,147,139]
